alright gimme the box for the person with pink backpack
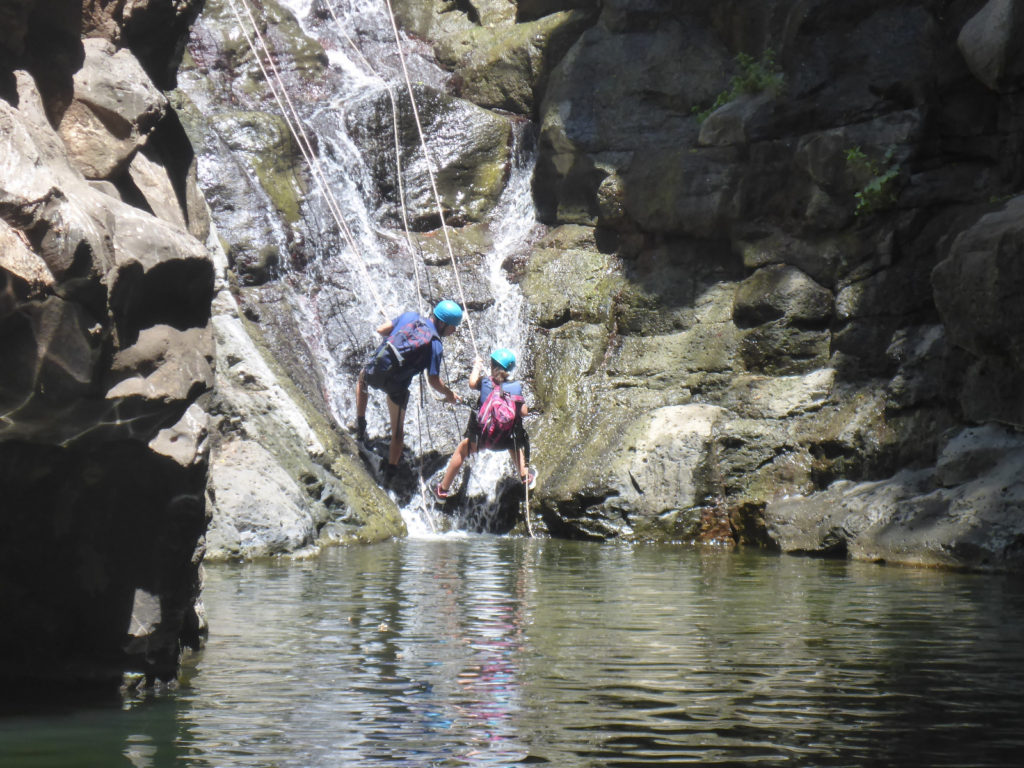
[434,348,534,500]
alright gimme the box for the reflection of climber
[435,348,533,500]
[355,300,463,480]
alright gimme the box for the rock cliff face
[0,0,213,688]
[2,0,408,693]
[514,0,1024,571]
[176,0,1024,571]
[332,0,1023,570]
[9,0,1022,696]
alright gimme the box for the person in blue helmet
[434,347,534,500]
[355,300,464,480]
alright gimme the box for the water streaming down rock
[237,0,545,534]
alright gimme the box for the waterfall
[266,0,545,534]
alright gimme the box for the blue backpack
[365,318,438,388]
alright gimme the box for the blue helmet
[433,300,463,327]
[490,348,516,372]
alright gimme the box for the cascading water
[237,0,546,534]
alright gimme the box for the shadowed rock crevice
[0,440,207,688]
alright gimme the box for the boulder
[435,10,593,115]
[767,438,1024,572]
[345,83,513,227]
[128,149,189,230]
[933,196,1024,427]
[933,196,1024,368]
[107,324,215,403]
[149,403,210,468]
[1,218,54,293]
[206,438,318,558]
[957,0,1024,93]
[57,38,168,179]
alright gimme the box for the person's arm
[376,320,394,336]
[427,373,459,403]
[468,356,485,390]
[519,400,529,418]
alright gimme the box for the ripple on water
[3,539,1024,768]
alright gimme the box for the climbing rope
[226,0,505,523]
[381,0,481,362]
[226,0,390,322]
[323,0,463,497]
[322,1,430,318]
[514,430,534,538]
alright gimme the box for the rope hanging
[322,1,453,503]
[226,0,494,519]
[381,0,481,362]
[226,0,390,322]
[322,1,431,319]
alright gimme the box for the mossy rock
[199,0,328,85]
[435,10,595,115]
[345,84,513,226]
[519,234,625,327]
[208,110,308,224]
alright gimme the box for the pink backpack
[477,384,523,449]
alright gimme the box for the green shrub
[845,145,901,215]
[693,49,786,122]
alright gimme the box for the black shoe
[381,461,398,483]
[354,416,367,443]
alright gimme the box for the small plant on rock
[693,49,786,122]
[845,145,901,215]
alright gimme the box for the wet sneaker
[353,416,367,443]
[434,484,451,501]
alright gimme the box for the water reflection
[3,539,1024,767]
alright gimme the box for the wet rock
[204,239,404,560]
[520,228,623,327]
[206,438,318,558]
[435,10,593,115]
[345,84,513,227]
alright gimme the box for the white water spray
[274,0,544,534]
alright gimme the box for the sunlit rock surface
[501,0,1024,569]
